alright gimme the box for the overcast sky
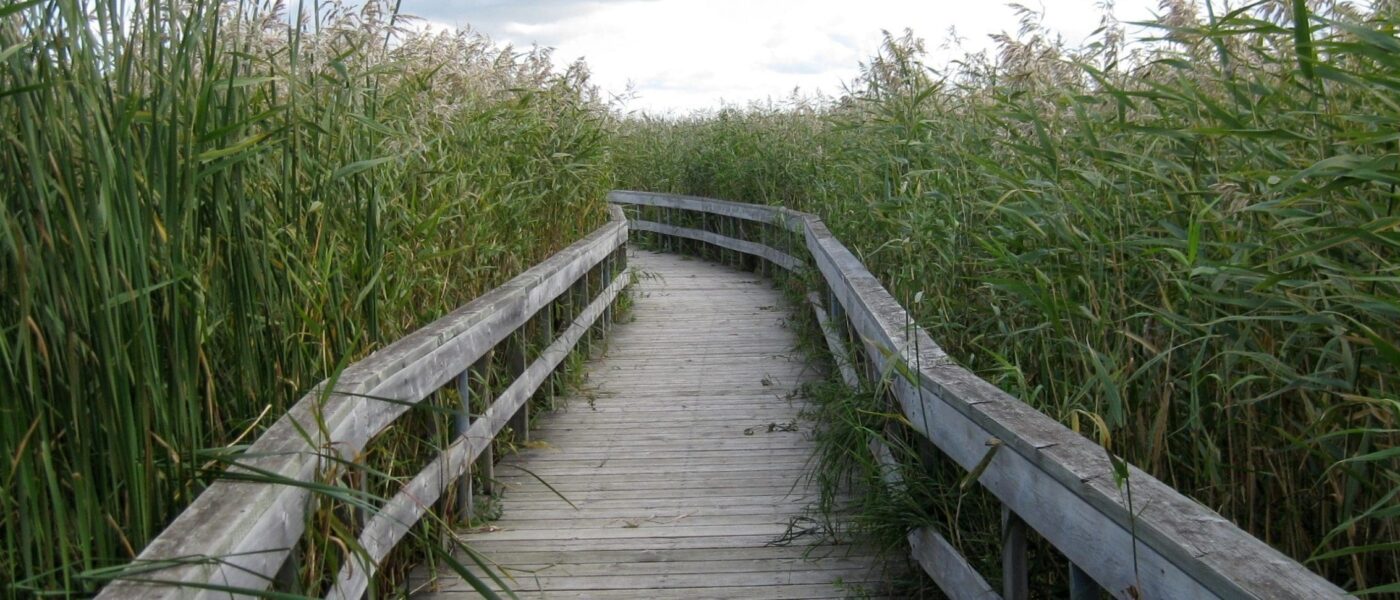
[399,0,1163,115]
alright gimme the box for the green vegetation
[1,0,611,593]
[615,3,1400,594]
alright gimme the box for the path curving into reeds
[410,249,895,599]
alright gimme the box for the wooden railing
[98,207,630,599]
[609,190,1349,600]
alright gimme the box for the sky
[398,0,1164,115]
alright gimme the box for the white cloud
[400,0,1162,115]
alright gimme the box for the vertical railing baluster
[1069,563,1100,600]
[580,265,593,355]
[472,353,494,499]
[1002,506,1029,600]
[507,329,528,444]
[760,222,770,277]
[274,547,301,593]
[665,207,674,254]
[602,251,613,331]
[454,370,473,520]
[718,214,727,265]
[545,298,557,412]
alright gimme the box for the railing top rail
[610,190,1347,600]
[609,190,806,232]
[100,206,629,598]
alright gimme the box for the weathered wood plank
[424,567,885,592]
[806,292,860,388]
[908,528,1001,600]
[414,545,879,567]
[436,556,879,577]
[415,583,884,600]
[484,512,848,531]
[485,494,832,512]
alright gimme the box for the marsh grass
[1,0,612,593]
[617,3,1400,594]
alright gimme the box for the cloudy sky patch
[400,0,1160,114]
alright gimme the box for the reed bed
[1,0,611,594]
[615,2,1400,594]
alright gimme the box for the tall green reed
[1,0,612,593]
[615,3,1400,593]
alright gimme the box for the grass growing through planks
[615,3,1400,594]
[1,0,612,594]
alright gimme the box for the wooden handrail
[609,190,1349,600]
[99,206,629,599]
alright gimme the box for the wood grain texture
[411,250,897,599]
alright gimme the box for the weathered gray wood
[99,208,628,599]
[505,332,529,444]
[453,370,472,521]
[425,567,884,591]
[608,190,806,233]
[1071,563,1102,600]
[629,219,804,271]
[419,583,884,600]
[612,192,1345,599]
[908,528,1001,600]
[469,353,495,499]
[1001,507,1028,600]
[414,545,875,566]
[414,251,894,598]
[429,556,878,577]
[806,292,860,388]
[327,270,630,600]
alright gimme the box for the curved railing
[99,207,629,598]
[609,190,1347,600]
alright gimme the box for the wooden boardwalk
[104,194,1348,600]
[412,249,891,599]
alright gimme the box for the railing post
[454,370,473,520]
[507,330,528,444]
[1002,506,1029,600]
[583,262,596,353]
[274,549,301,593]
[664,207,673,254]
[717,214,727,265]
[1069,563,1101,600]
[472,352,494,498]
[602,252,613,331]
[545,300,557,411]
[759,221,769,276]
